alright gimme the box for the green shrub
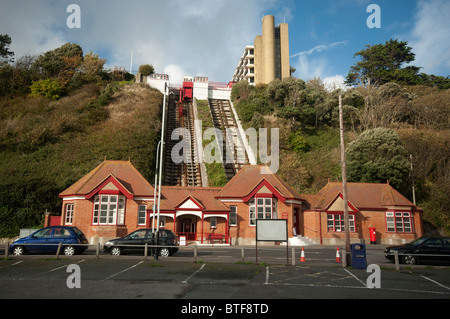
[289,131,310,153]
[29,78,64,100]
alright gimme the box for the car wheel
[159,247,170,258]
[110,247,121,256]
[12,246,25,256]
[403,255,417,265]
[63,246,75,256]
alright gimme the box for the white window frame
[138,205,146,226]
[386,211,413,233]
[64,203,74,225]
[92,195,126,226]
[249,197,277,227]
[229,206,237,226]
[327,213,355,232]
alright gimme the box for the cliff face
[0,82,162,237]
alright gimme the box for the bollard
[144,243,148,259]
[394,250,400,271]
[5,242,9,259]
[241,247,245,263]
[291,247,296,266]
[96,242,100,259]
[56,242,62,258]
[194,245,198,262]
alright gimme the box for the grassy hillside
[231,79,450,235]
[0,82,162,237]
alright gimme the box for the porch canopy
[152,186,230,243]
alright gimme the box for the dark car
[385,237,450,265]
[103,229,179,257]
[10,226,88,256]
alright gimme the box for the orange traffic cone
[336,247,342,263]
[300,247,306,262]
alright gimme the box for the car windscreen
[72,227,84,236]
[409,237,428,246]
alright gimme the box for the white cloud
[163,64,187,85]
[291,40,349,83]
[323,75,349,92]
[294,55,328,80]
[0,0,289,83]
[408,0,450,75]
[290,40,348,58]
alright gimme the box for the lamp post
[154,83,168,260]
[339,95,351,266]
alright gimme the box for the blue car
[10,226,89,256]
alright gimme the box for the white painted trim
[203,213,228,220]
[219,199,244,203]
[62,196,85,201]
[285,199,302,205]
[176,210,203,218]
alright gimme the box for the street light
[154,83,168,260]
[339,95,351,266]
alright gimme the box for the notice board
[256,219,288,242]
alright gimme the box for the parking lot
[1,245,449,302]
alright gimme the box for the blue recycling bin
[350,243,367,269]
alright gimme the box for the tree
[33,43,83,81]
[346,39,416,87]
[346,127,409,189]
[78,51,106,82]
[138,64,154,76]
[0,34,14,64]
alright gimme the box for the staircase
[289,235,316,246]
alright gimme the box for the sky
[1,0,449,88]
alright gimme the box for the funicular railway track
[163,91,202,187]
[208,99,248,181]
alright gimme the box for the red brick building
[302,182,424,245]
[58,160,423,245]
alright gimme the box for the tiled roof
[217,165,303,201]
[308,181,419,210]
[59,160,154,198]
[159,186,229,212]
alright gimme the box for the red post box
[369,228,377,244]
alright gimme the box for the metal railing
[3,242,449,269]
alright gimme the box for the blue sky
[1,0,449,87]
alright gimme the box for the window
[93,195,126,225]
[230,206,237,226]
[249,197,277,226]
[159,216,166,228]
[64,203,74,225]
[386,212,413,233]
[33,228,53,238]
[327,214,355,232]
[138,205,146,226]
[210,217,217,229]
[53,228,71,237]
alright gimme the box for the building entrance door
[294,208,301,236]
[179,217,197,241]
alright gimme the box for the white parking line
[343,268,367,287]
[43,259,85,274]
[421,275,450,291]
[102,261,144,281]
[265,266,270,285]
[183,263,206,284]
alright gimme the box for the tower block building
[233,15,294,85]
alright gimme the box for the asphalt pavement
[1,244,449,303]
